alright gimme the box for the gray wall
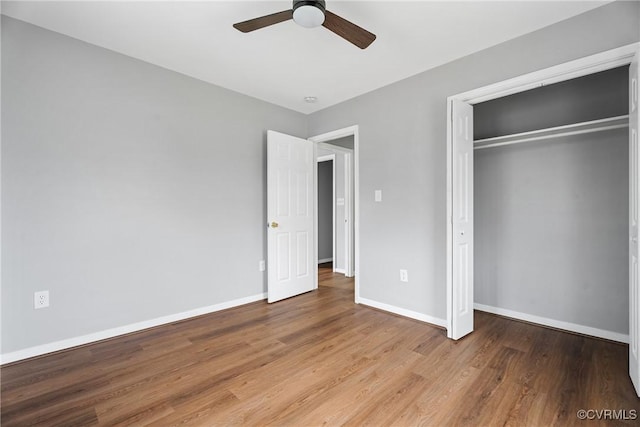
[317,160,333,261]
[1,16,307,354]
[474,128,628,333]
[474,66,629,139]
[327,135,355,151]
[308,0,639,322]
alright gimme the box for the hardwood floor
[2,266,639,426]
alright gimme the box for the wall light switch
[400,270,409,283]
[375,190,382,202]
[259,260,266,272]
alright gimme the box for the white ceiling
[1,0,611,114]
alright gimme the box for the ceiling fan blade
[322,10,376,49]
[233,10,293,33]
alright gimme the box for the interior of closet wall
[473,66,629,336]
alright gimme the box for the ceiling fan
[233,0,376,50]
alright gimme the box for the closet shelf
[473,115,629,150]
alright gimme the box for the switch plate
[259,260,266,272]
[400,270,408,283]
[375,190,382,202]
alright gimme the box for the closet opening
[446,43,640,396]
[473,66,629,342]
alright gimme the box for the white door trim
[344,151,354,277]
[309,126,359,300]
[317,154,336,269]
[453,43,639,105]
[446,42,640,339]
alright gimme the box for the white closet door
[451,99,474,340]
[629,48,640,397]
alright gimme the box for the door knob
[271,222,279,228]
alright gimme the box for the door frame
[446,43,640,339]
[316,143,354,276]
[317,154,336,268]
[309,125,359,300]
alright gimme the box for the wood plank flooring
[2,266,639,426]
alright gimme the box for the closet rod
[474,115,629,150]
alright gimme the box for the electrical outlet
[34,291,50,309]
[259,260,266,272]
[400,269,409,283]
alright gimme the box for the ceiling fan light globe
[293,4,325,28]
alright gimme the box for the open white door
[267,130,315,303]
[629,49,640,397]
[450,99,474,340]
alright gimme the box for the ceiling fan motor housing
[293,0,326,28]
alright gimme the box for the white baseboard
[1,293,267,365]
[357,297,447,328]
[335,268,346,274]
[474,303,629,344]
[318,258,333,264]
